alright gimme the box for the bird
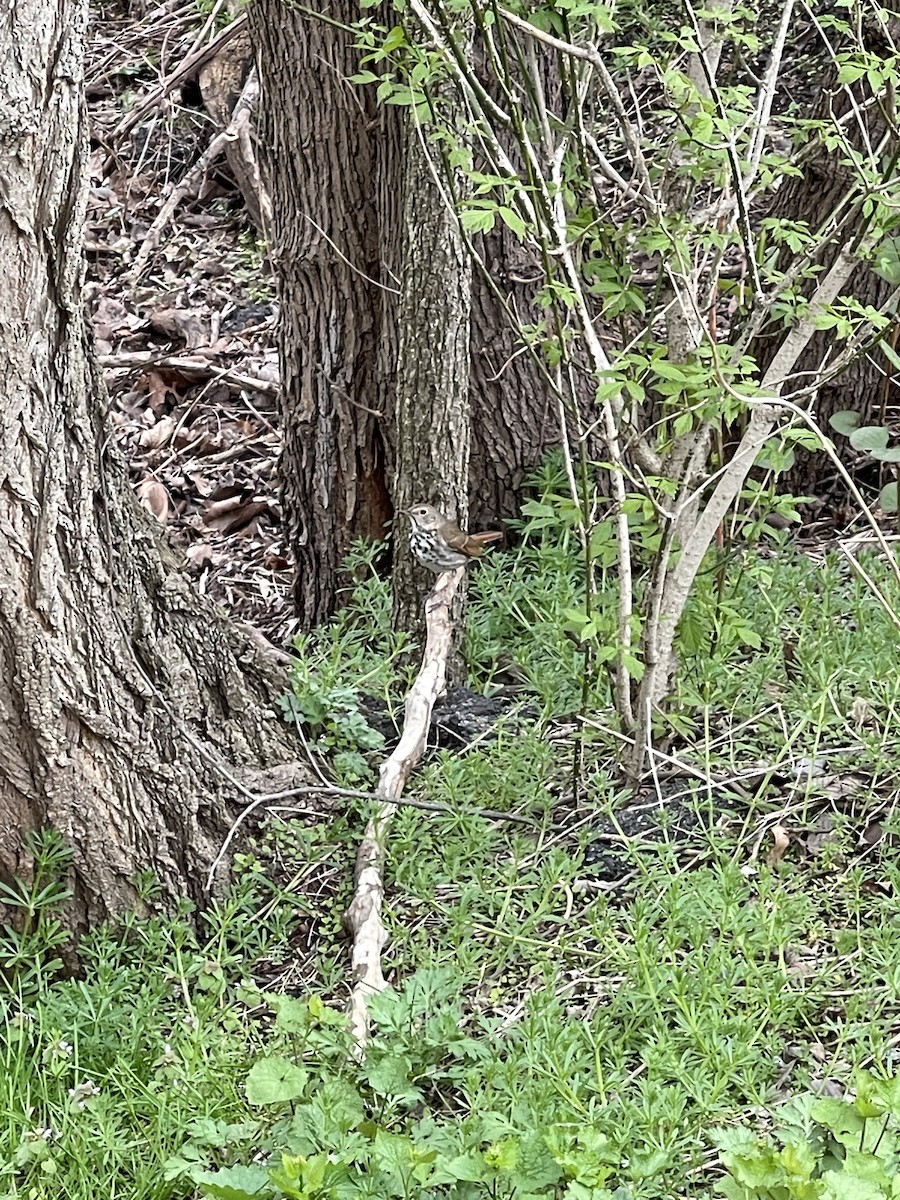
[401,503,503,573]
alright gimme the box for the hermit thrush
[402,503,502,573]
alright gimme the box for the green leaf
[365,1052,418,1098]
[673,411,694,437]
[849,426,889,452]
[563,607,590,630]
[879,337,900,372]
[810,1097,866,1146]
[460,208,496,233]
[854,1070,890,1118]
[828,410,862,435]
[382,25,406,51]
[498,206,527,238]
[245,1057,308,1105]
[819,1173,886,1200]
[692,110,714,140]
[871,447,900,462]
[196,1164,273,1199]
[269,995,311,1034]
[779,1139,816,1180]
[879,481,898,512]
[783,426,823,450]
[873,237,900,285]
[621,651,645,680]
[836,62,867,84]
[653,360,692,382]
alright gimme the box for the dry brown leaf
[139,416,176,449]
[205,483,244,504]
[173,309,209,349]
[92,295,139,341]
[184,469,213,497]
[859,820,884,848]
[204,493,244,520]
[205,499,269,534]
[823,772,865,799]
[146,307,182,338]
[145,370,174,413]
[765,824,790,867]
[136,479,170,523]
[784,943,818,977]
[185,543,221,568]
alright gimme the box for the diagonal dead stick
[344,567,464,1054]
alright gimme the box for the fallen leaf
[205,483,244,504]
[173,309,208,349]
[205,498,270,534]
[139,416,176,450]
[766,824,790,867]
[859,821,884,848]
[92,295,141,342]
[805,812,836,856]
[186,543,221,568]
[145,370,174,413]
[184,469,213,498]
[136,479,170,523]
[784,943,818,977]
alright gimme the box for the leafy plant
[713,1073,900,1199]
[829,407,900,516]
[0,828,73,995]
[348,0,900,776]
[279,547,411,782]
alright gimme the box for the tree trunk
[468,227,559,527]
[752,19,900,503]
[0,0,298,931]
[249,0,393,627]
[390,119,472,648]
[251,7,558,626]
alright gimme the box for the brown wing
[454,529,504,557]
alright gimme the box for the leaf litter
[86,3,295,649]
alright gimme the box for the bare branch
[344,568,464,1054]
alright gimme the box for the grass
[4,514,900,1198]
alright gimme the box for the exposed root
[344,568,464,1054]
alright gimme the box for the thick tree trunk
[251,6,559,626]
[752,20,900,502]
[0,0,297,930]
[467,37,562,527]
[250,0,393,626]
[469,230,558,527]
[390,120,472,644]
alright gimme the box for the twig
[129,68,265,280]
[98,352,280,397]
[105,14,248,149]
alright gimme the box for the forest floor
[86,3,294,647]
[2,7,899,1200]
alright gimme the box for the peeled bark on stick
[344,568,464,1052]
